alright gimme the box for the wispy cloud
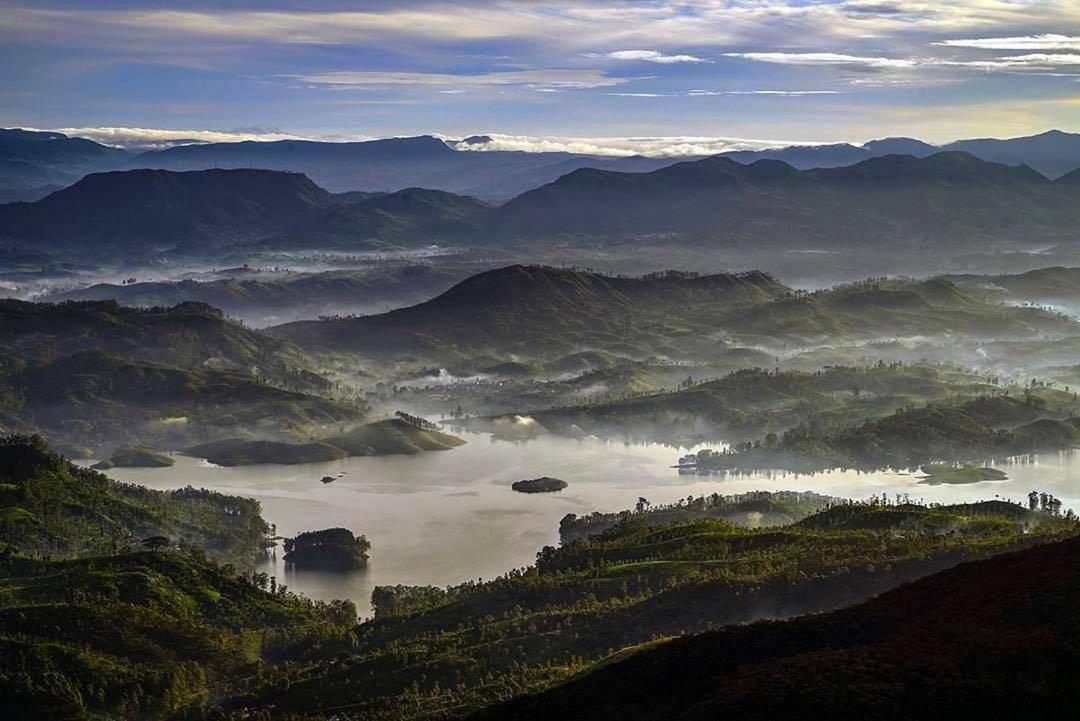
[292,69,629,91]
[935,34,1080,51]
[687,89,842,96]
[587,50,709,64]
[723,52,918,69]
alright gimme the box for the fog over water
[92,431,1080,617]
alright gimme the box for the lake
[92,431,1080,616]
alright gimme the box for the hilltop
[269,265,788,358]
[476,533,1080,720]
[0,168,333,254]
[0,168,489,256]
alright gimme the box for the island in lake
[919,464,1009,485]
[185,416,465,466]
[91,447,175,470]
[512,477,569,493]
[283,528,371,570]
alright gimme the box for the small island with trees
[512,477,569,493]
[282,527,371,570]
[90,446,175,470]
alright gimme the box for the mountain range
[4,149,1080,257]
[489,151,1080,248]
[5,127,1080,208]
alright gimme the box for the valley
[6,123,1080,720]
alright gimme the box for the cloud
[687,89,842,96]
[606,89,841,97]
[938,53,1080,70]
[449,133,820,157]
[588,50,709,64]
[292,69,629,91]
[935,34,1080,50]
[43,126,365,150]
[723,52,918,69]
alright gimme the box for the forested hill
[474,533,1080,721]
[0,168,333,253]
[0,435,267,566]
[0,298,311,377]
[268,268,1077,359]
[488,151,1080,248]
[268,265,788,356]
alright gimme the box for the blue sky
[3,1,1080,154]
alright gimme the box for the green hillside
[242,498,1076,719]
[475,533,1080,721]
[0,435,268,566]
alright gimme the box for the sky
[3,0,1080,154]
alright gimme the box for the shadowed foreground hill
[269,265,789,358]
[474,534,1080,721]
[244,500,1075,719]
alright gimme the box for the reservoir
[92,431,1080,616]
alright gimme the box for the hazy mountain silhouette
[489,151,1078,248]
[0,128,128,202]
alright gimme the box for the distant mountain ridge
[0,168,488,255]
[0,128,129,202]
[718,128,1080,178]
[4,126,1080,210]
[489,150,1080,248]
[3,149,1080,256]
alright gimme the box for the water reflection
[90,433,1080,616]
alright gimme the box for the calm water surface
[94,432,1080,616]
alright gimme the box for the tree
[635,497,651,514]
